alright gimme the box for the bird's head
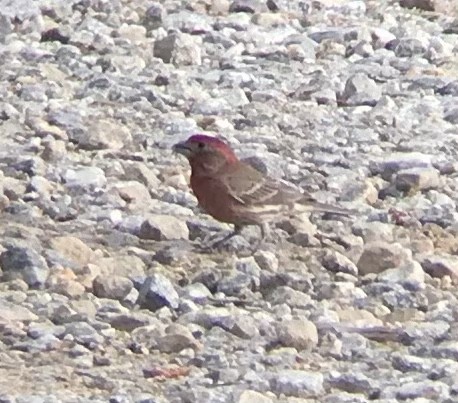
[173,134,238,174]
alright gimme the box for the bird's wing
[218,162,355,219]
[221,163,301,207]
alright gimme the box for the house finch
[173,134,353,247]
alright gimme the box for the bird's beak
[172,141,191,157]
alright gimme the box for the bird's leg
[250,224,264,251]
[315,231,352,249]
[208,224,243,249]
[247,223,270,252]
[260,222,270,242]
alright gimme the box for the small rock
[63,167,107,189]
[139,214,189,241]
[153,243,192,265]
[270,370,324,397]
[391,353,431,372]
[47,268,86,298]
[179,306,235,329]
[322,250,358,276]
[64,321,104,346]
[93,354,111,366]
[373,152,433,180]
[328,371,377,394]
[410,234,435,255]
[28,176,53,195]
[318,281,366,301]
[217,271,256,297]
[118,23,147,44]
[267,286,313,308]
[283,34,316,61]
[235,390,274,403]
[399,0,434,11]
[14,333,62,353]
[444,107,458,124]
[420,255,458,279]
[349,40,374,57]
[13,157,47,176]
[312,87,337,105]
[27,321,65,339]
[394,38,427,57]
[210,0,231,14]
[395,168,441,192]
[341,73,381,106]
[357,242,412,275]
[93,275,134,300]
[163,8,213,33]
[0,300,39,322]
[106,312,154,332]
[111,181,151,207]
[154,32,202,66]
[0,13,13,41]
[353,222,394,243]
[191,97,232,116]
[0,245,49,287]
[191,268,222,293]
[438,80,458,96]
[122,163,161,189]
[77,119,132,150]
[432,340,458,360]
[156,323,200,353]
[276,319,318,350]
[137,274,180,311]
[336,308,382,326]
[208,367,240,384]
[48,236,94,268]
[94,255,145,278]
[110,54,146,75]
[142,3,165,30]
[3,177,27,201]
[180,283,212,303]
[252,13,289,28]
[281,213,317,236]
[395,380,449,400]
[122,286,140,307]
[377,260,425,290]
[229,0,267,13]
[229,315,259,339]
[41,138,67,161]
[323,392,368,403]
[254,250,279,272]
[235,256,261,277]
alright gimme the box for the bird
[173,134,353,248]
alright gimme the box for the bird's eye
[197,142,205,149]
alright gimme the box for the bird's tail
[294,196,356,217]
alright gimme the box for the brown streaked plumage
[173,134,352,246]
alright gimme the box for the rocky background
[0,0,458,401]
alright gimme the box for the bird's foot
[196,227,253,254]
[315,232,352,249]
[195,224,284,255]
[258,224,287,249]
[263,229,286,245]
[208,231,238,249]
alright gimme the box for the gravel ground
[0,0,458,402]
